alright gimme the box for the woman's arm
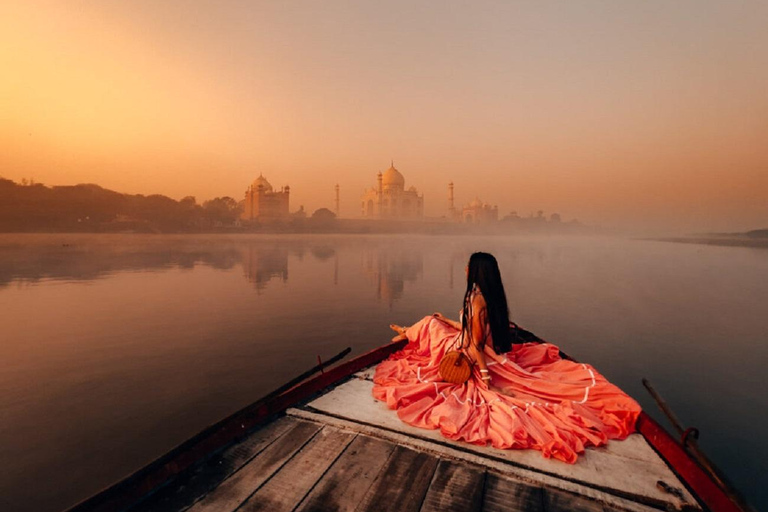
[465,297,490,384]
[466,299,513,395]
[432,312,461,330]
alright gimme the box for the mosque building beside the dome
[447,182,498,223]
[460,197,498,223]
[361,162,424,219]
[241,174,290,222]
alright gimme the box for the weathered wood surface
[129,417,666,512]
[419,460,485,512]
[238,427,355,511]
[544,488,614,512]
[482,473,544,512]
[302,377,698,508]
[290,409,664,512]
[185,420,321,512]
[355,445,439,512]
[131,416,298,512]
[485,472,624,512]
[295,435,396,512]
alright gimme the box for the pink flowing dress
[372,315,641,463]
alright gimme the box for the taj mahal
[360,162,424,219]
[239,161,497,224]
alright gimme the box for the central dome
[382,163,405,190]
[252,174,273,192]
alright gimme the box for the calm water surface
[0,234,766,511]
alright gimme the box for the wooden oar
[259,346,352,402]
[642,378,754,512]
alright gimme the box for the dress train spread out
[372,315,641,463]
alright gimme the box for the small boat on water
[67,327,751,512]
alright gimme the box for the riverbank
[648,230,768,249]
[0,217,592,236]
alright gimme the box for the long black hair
[460,252,512,354]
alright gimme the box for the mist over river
[0,234,765,511]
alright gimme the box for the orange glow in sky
[1,0,766,233]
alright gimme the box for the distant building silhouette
[311,208,336,221]
[461,197,498,223]
[447,181,457,220]
[361,162,424,219]
[334,184,340,216]
[241,174,290,222]
[445,182,497,223]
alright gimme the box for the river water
[0,233,765,511]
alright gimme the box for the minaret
[448,182,455,219]
[376,171,383,217]
[334,184,340,216]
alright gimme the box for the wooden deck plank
[185,419,321,512]
[131,416,298,512]
[294,435,396,512]
[303,377,698,507]
[419,460,486,512]
[237,427,356,512]
[544,488,612,512]
[482,472,544,512]
[355,445,440,512]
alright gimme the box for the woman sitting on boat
[374,251,641,464]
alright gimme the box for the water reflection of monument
[363,249,423,305]
[239,242,339,291]
[241,244,289,291]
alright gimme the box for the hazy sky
[1,0,766,233]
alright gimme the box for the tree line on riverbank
[0,177,589,234]
[0,178,243,232]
